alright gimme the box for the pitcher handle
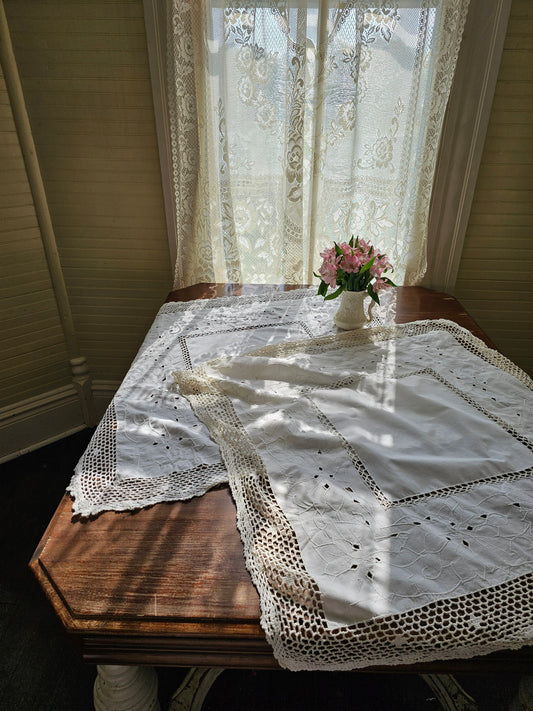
[365,297,375,323]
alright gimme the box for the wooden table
[29,285,533,711]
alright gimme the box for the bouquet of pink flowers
[315,236,395,303]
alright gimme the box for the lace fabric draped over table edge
[67,288,392,517]
[174,319,533,671]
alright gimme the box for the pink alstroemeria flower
[319,246,338,265]
[318,261,339,288]
[340,250,365,273]
[372,277,392,291]
[357,238,371,254]
[370,254,391,277]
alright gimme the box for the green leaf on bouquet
[324,286,345,301]
[336,269,347,287]
[359,255,376,274]
[368,286,380,304]
[315,278,329,297]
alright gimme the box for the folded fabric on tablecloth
[175,319,533,671]
[68,288,389,517]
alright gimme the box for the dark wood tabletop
[29,285,533,672]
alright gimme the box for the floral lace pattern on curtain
[167,1,469,288]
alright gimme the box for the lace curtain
[167,1,469,289]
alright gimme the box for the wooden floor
[0,430,523,710]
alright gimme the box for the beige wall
[455,0,533,377]
[0,0,171,457]
[0,0,531,458]
[2,0,172,394]
[0,60,72,406]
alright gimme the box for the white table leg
[93,664,160,711]
[509,675,533,711]
[421,674,478,711]
[169,668,224,711]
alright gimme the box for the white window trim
[143,0,177,269]
[423,0,512,293]
[143,0,512,291]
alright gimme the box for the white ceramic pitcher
[333,290,375,330]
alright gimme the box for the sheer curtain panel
[167,1,469,289]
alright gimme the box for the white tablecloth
[176,320,533,671]
[68,288,388,517]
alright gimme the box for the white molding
[143,0,177,269]
[0,380,120,463]
[0,385,85,463]
[423,0,512,294]
[0,384,78,423]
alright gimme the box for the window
[144,0,510,291]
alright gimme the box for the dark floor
[0,430,523,710]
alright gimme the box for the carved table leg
[420,674,478,711]
[169,667,224,711]
[509,676,533,711]
[93,664,160,711]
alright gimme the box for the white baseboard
[0,380,120,464]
